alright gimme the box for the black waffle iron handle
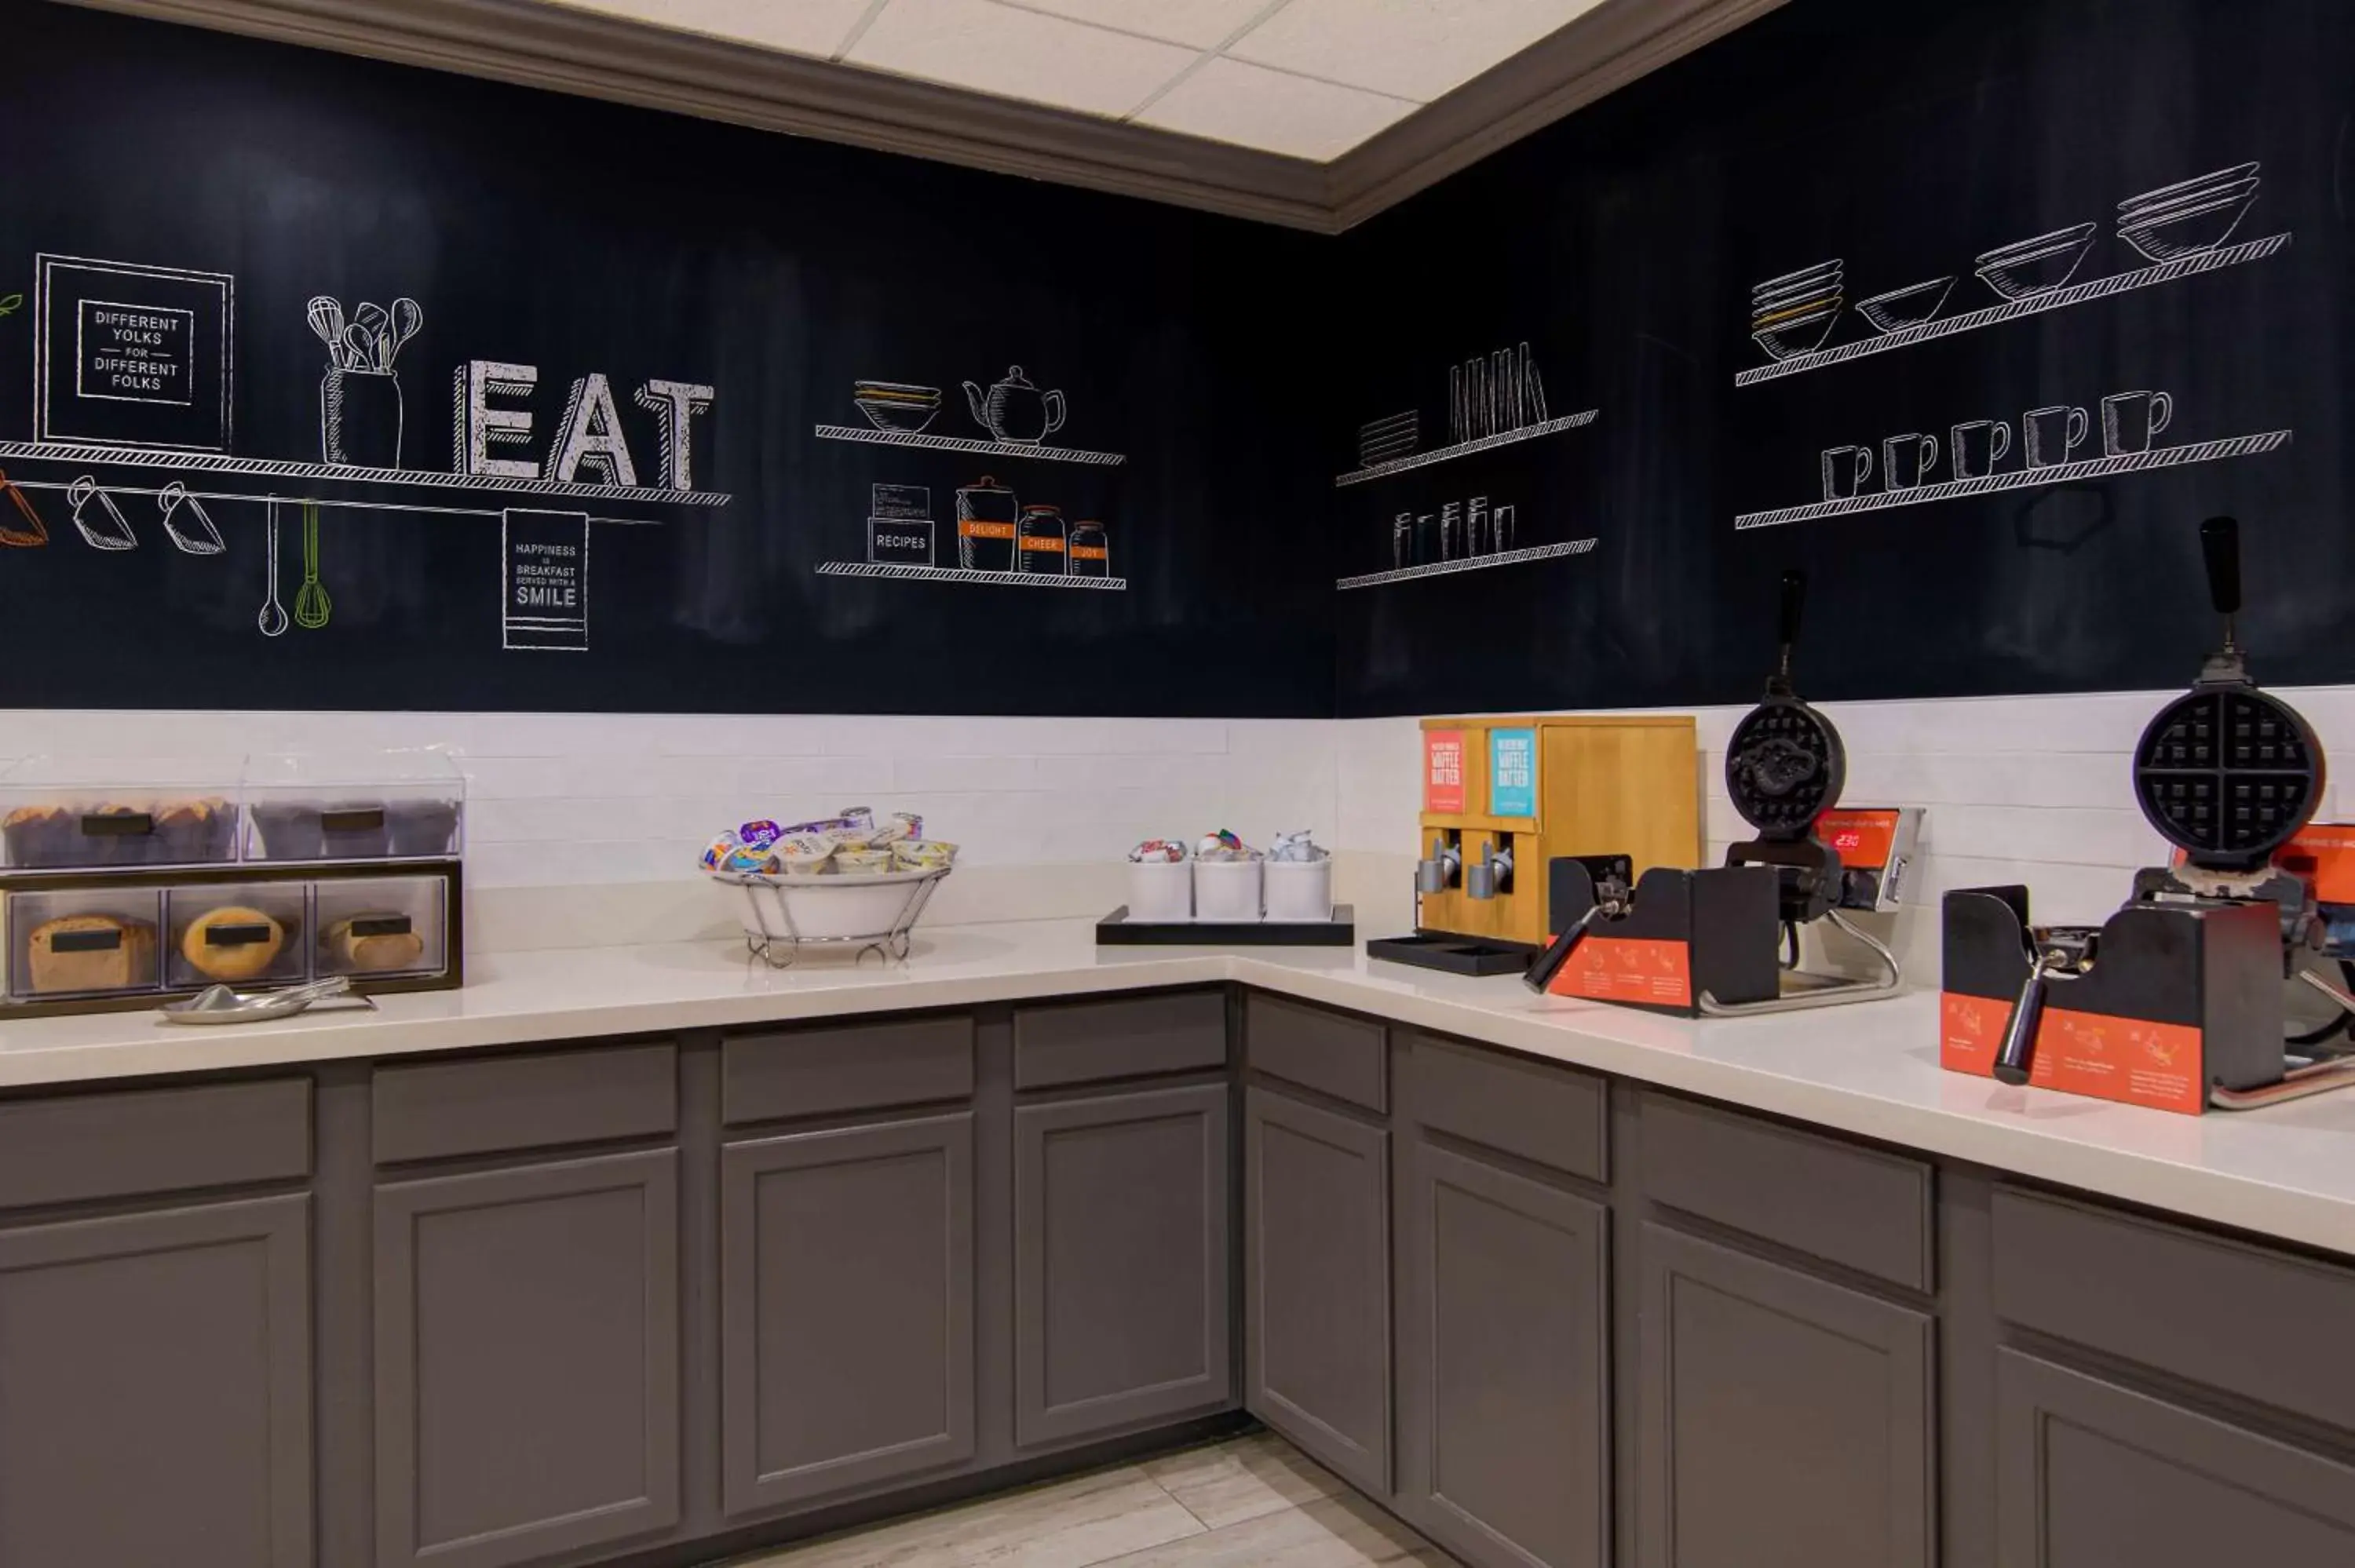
[1769,569,1806,698]
[1523,905,1602,994]
[1992,950,2057,1087]
[2200,516,2247,684]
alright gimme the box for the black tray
[1365,932,1538,977]
[1097,904,1356,947]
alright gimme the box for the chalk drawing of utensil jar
[322,367,403,469]
[963,366,1066,446]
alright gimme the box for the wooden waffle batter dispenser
[1366,715,1701,975]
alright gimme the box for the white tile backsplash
[13,684,2354,975]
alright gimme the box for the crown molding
[50,0,1784,234]
[1327,0,1792,229]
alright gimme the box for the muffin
[179,905,288,983]
[2,805,71,869]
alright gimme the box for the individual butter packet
[834,848,894,875]
[721,841,780,875]
[876,811,925,845]
[1268,830,1327,863]
[1196,830,1254,862]
[737,819,783,850]
[1129,838,1191,863]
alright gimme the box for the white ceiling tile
[1229,0,1609,103]
[1134,57,1417,162]
[995,0,1271,49]
[543,0,878,56]
[848,0,1198,118]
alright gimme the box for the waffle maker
[1527,571,1919,1016]
[1944,517,2355,1112]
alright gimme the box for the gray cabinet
[1396,1138,1607,1568]
[1014,1082,1232,1448]
[1244,1085,1392,1496]
[374,1148,681,1568]
[721,1113,976,1516]
[0,1194,312,1568]
[1997,1349,2355,1566]
[1636,1223,1933,1568]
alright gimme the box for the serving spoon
[159,974,370,1025]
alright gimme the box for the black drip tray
[1365,932,1536,977]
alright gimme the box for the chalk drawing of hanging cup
[312,296,421,469]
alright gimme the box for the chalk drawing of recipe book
[34,256,234,453]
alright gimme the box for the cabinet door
[0,1194,312,1568]
[722,1113,975,1515]
[1998,1349,2355,1566]
[1636,1224,1933,1568]
[1014,1083,1231,1448]
[375,1149,680,1568]
[1244,1085,1391,1496]
[1397,1139,1607,1568]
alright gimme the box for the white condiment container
[1192,858,1263,921]
[1261,858,1332,922]
[1127,859,1194,921]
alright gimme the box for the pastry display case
[0,752,463,1016]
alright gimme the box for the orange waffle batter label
[1547,936,1692,1008]
[1941,992,2203,1115]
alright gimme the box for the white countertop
[5,920,2354,1258]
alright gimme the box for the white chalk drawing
[1336,538,1597,592]
[1751,261,1843,360]
[1447,343,1549,444]
[1974,222,2099,301]
[35,256,233,451]
[1821,445,1873,501]
[2023,405,2092,468]
[816,560,1126,591]
[1882,432,1939,490]
[1853,276,1953,335]
[633,381,715,490]
[2118,162,2261,261]
[1739,162,2284,386]
[2,470,668,528]
[65,475,137,550]
[1736,431,2292,531]
[548,373,638,487]
[502,509,590,650]
[867,483,934,567]
[849,379,941,437]
[257,499,289,637]
[155,480,225,555]
[2100,389,2174,456]
[812,425,1126,467]
[1948,419,2012,480]
[293,501,331,630]
[963,366,1065,447]
[316,295,420,469]
[1359,410,1418,468]
[0,440,728,506]
[1334,409,1597,488]
[0,294,21,320]
[455,360,540,480]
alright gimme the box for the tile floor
[728,1431,1459,1567]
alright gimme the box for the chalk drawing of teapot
[964,365,1067,446]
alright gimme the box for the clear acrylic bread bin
[0,757,242,871]
[242,751,466,863]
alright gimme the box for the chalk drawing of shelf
[813,425,1126,467]
[1334,411,1598,488]
[1335,538,1597,591]
[1732,431,2291,531]
[0,439,731,506]
[817,561,1129,590]
[1733,232,2291,388]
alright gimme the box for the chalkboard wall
[0,1,1335,716]
[1331,0,2355,717]
[6,0,2351,724]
